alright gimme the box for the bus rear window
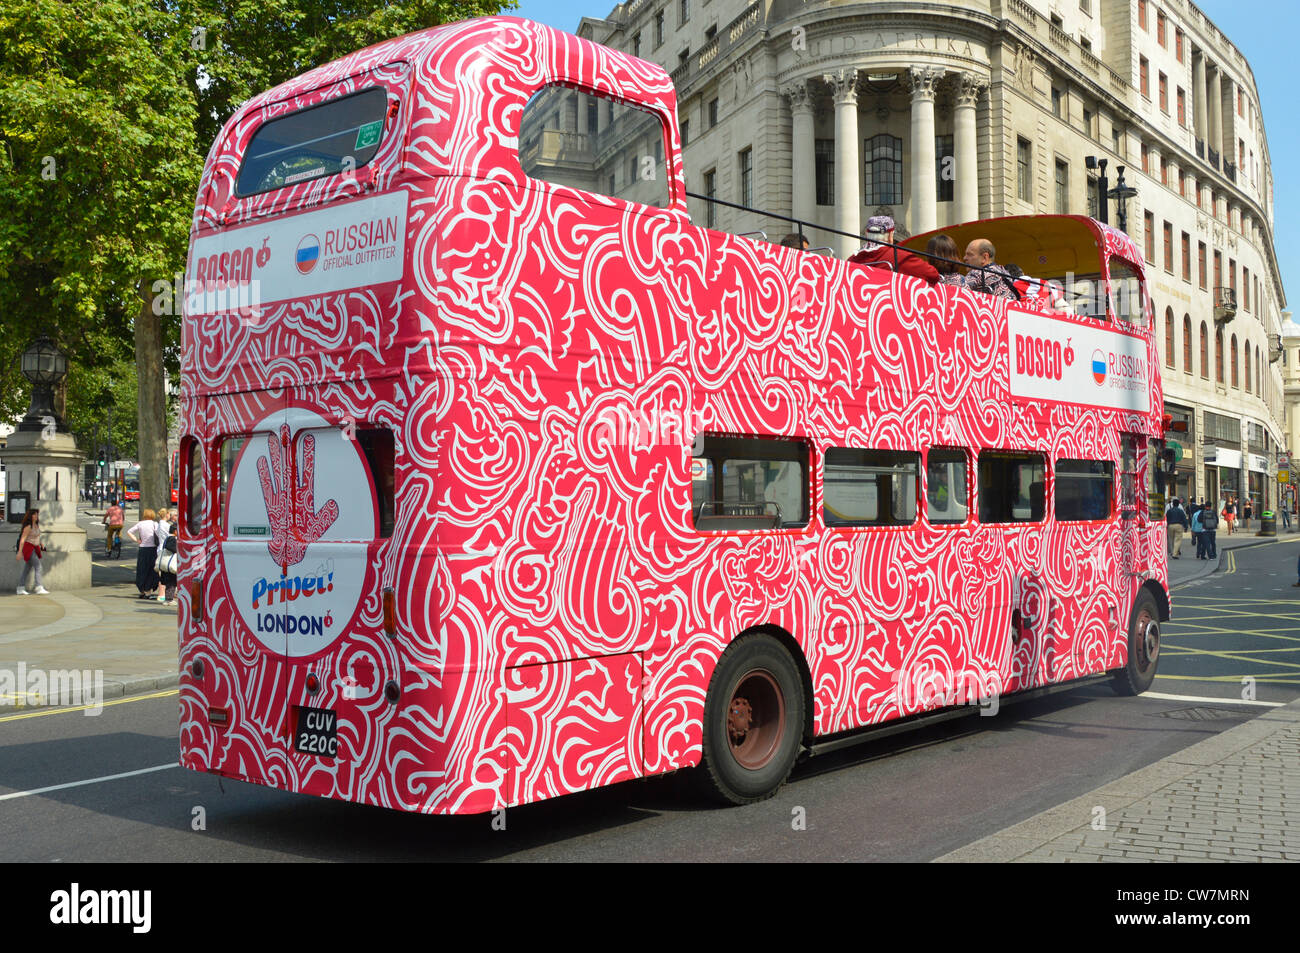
[236,87,389,197]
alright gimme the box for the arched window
[1183,315,1192,370]
[1257,345,1262,396]
[1245,345,1252,394]
[1165,307,1175,367]
[1200,322,1209,378]
[1230,334,1239,387]
[863,134,903,206]
[1215,327,1224,383]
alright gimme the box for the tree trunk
[136,286,168,514]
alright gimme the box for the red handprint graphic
[257,425,340,567]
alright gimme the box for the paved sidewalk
[934,696,1300,862]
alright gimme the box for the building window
[738,147,752,208]
[1112,124,1123,156]
[703,168,716,228]
[865,133,904,206]
[1160,157,1169,186]
[1139,0,1147,30]
[1177,87,1186,126]
[1052,86,1063,118]
[1143,210,1155,262]
[1141,144,1150,174]
[680,118,689,146]
[632,31,642,58]
[1157,9,1166,46]
[1159,72,1168,113]
[1245,345,1252,394]
[1054,159,1069,214]
[1082,107,1094,137]
[1176,29,1185,63]
[936,135,954,202]
[815,139,834,206]
[1231,335,1239,388]
[707,97,718,128]
[1017,137,1032,203]
[1199,242,1207,289]
[1163,221,1173,272]
[1238,89,1244,116]
[1181,232,1191,281]
[1200,321,1209,378]
[1215,327,1224,384]
[654,11,664,47]
[1080,0,1091,13]
[1183,315,1192,370]
[1165,307,1176,368]
[679,0,689,25]
[1178,170,1186,197]
[1139,57,1149,98]
[1244,267,1250,310]
[1214,249,1222,290]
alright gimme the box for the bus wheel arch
[1111,587,1161,697]
[1141,579,1170,623]
[696,625,810,805]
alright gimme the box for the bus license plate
[294,706,339,758]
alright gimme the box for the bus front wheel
[1111,589,1161,696]
[698,633,804,805]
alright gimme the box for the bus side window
[182,436,204,536]
[977,451,1046,524]
[356,428,395,538]
[824,448,919,528]
[692,435,808,531]
[519,84,671,209]
[1055,459,1113,522]
[926,447,968,525]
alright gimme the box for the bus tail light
[383,587,397,637]
[190,580,204,622]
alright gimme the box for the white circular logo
[221,409,377,658]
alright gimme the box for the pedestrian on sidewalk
[154,508,178,605]
[1201,504,1219,559]
[126,508,162,599]
[14,510,50,595]
[1165,497,1187,558]
[1222,496,1236,535]
[1191,503,1205,558]
[1284,498,1293,531]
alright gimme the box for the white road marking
[0,763,178,802]
[1142,691,1283,708]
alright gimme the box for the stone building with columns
[572,0,1288,512]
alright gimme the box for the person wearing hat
[848,215,940,284]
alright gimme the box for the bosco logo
[1014,333,1064,381]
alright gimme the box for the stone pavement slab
[933,697,1300,862]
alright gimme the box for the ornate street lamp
[1107,166,1139,234]
[17,336,69,433]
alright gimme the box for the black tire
[698,633,804,805]
[1111,589,1161,696]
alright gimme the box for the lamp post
[1108,166,1139,234]
[1085,156,1109,224]
[17,336,69,433]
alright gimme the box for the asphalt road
[2,538,1295,862]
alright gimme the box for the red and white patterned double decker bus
[177,16,1170,813]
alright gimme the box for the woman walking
[126,508,162,599]
[14,509,50,595]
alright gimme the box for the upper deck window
[1108,257,1148,327]
[519,84,670,208]
[236,87,389,197]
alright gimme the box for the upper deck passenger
[961,239,1019,299]
[849,216,940,284]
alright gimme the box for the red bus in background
[177,17,1169,815]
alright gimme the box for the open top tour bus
[177,16,1170,814]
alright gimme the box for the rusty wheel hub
[726,670,786,770]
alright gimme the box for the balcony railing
[1224,161,1237,183]
[1207,146,1220,169]
[669,1,760,88]
[1195,138,1205,158]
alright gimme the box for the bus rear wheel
[1111,589,1160,696]
[698,633,804,805]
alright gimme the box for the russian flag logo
[296,234,320,275]
[1091,349,1107,384]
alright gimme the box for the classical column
[953,73,987,225]
[825,69,860,258]
[1192,51,1207,141]
[1208,66,1223,163]
[784,81,817,230]
[907,67,943,235]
